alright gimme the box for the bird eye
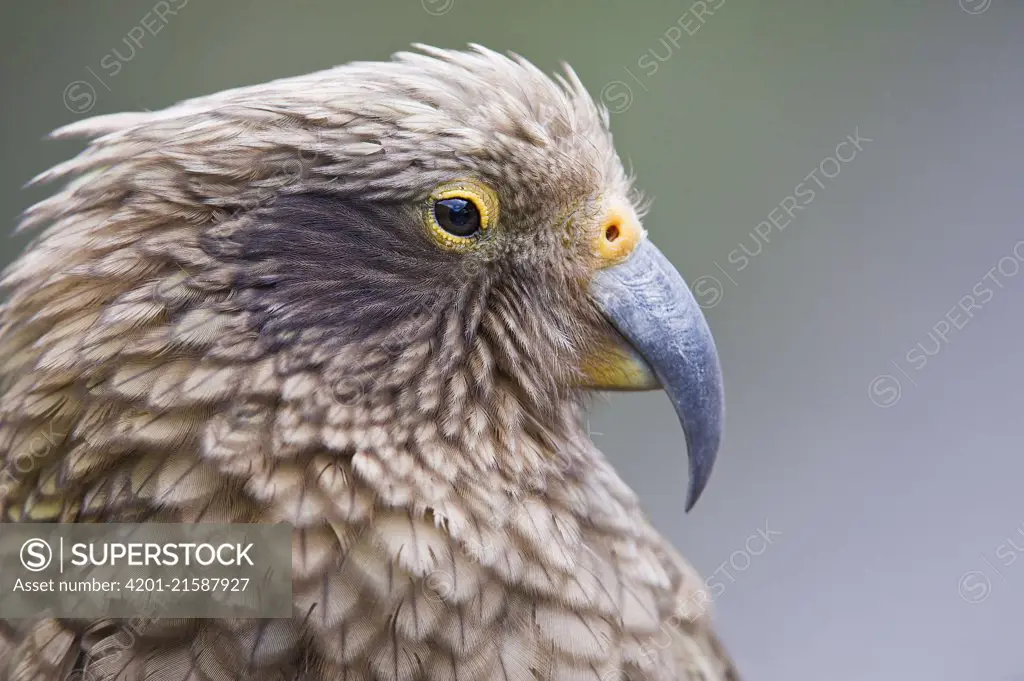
[434,198,480,237]
[425,180,498,250]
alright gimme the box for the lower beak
[587,239,725,511]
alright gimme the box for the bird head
[9,45,723,513]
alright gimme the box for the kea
[0,46,732,681]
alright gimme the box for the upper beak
[585,207,725,511]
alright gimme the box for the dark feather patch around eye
[209,193,483,346]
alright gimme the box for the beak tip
[683,435,719,512]
[679,374,724,512]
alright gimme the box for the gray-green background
[2,1,1022,678]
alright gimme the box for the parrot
[0,45,734,681]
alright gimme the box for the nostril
[605,223,620,242]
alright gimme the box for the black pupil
[434,198,481,237]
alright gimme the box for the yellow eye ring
[424,179,499,250]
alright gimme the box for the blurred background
[2,1,1022,679]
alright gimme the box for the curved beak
[588,239,725,511]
